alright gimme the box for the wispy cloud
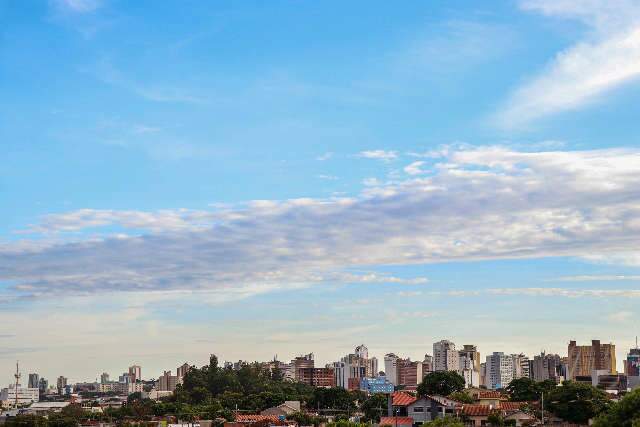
[3,146,640,300]
[404,161,427,176]
[316,174,339,181]
[316,152,334,161]
[91,57,206,104]
[53,0,102,13]
[551,275,640,282]
[436,288,640,298]
[496,0,640,128]
[358,150,398,161]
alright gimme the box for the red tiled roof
[478,391,505,399]
[379,417,414,427]
[235,415,281,423]
[500,402,526,411]
[392,391,417,406]
[461,405,495,417]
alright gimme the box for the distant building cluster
[3,338,640,411]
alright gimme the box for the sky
[2,0,640,385]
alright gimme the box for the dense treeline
[176,355,381,420]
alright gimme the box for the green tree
[547,381,609,424]
[447,391,474,404]
[506,378,555,402]
[422,416,465,427]
[360,393,388,422]
[417,372,465,397]
[593,387,640,426]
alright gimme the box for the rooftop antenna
[14,361,21,407]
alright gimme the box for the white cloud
[316,152,333,161]
[3,146,640,300]
[317,174,339,181]
[496,0,640,128]
[608,310,634,322]
[439,288,640,298]
[55,0,102,13]
[551,275,640,282]
[404,161,427,176]
[358,150,398,161]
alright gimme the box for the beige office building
[568,340,616,379]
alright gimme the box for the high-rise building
[396,358,422,389]
[486,352,514,390]
[384,353,400,386]
[119,373,132,384]
[28,373,39,389]
[568,340,616,379]
[625,344,640,377]
[177,363,191,380]
[511,353,530,379]
[157,370,179,392]
[100,372,110,384]
[531,352,564,382]
[433,340,459,372]
[38,378,48,394]
[56,376,67,395]
[333,345,378,389]
[292,353,314,381]
[422,354,433,379]
[128,365,142,383]
[297,367,335,388]
[458,345,481,388]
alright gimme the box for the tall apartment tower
[568,340,616,379]
[531,352,563,382]
[177,363,191,380]
[486,352,514,389]
[28,374,39,389]
[396,358,423,389]
[128,365,142,383]
[511,353,530,379]
[333,345,378,389]
[100,373,110,384]
[384,353,400,385]
[459,345,481,387]
[422,354,433,378]
[56,376,67,395]
[433,340,459,372]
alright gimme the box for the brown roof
[235,415,281,423]
[461,405,495,417]
[379,417,414,427]
[478,391,505,399]
[392,391,417,406]
[500,402,526,411]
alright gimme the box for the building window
[413,407,424,413]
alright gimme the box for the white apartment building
[384,353,399,385]
[486,352,514,389]
[512,353,530,379]
[458,345,481,388]
[333,345,378,389]
[0,384,39,407]
[433,340,459,372]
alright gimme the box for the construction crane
[14,361,21,407]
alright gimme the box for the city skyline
[3,0,640,387]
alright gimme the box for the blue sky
[2,0,640,385]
